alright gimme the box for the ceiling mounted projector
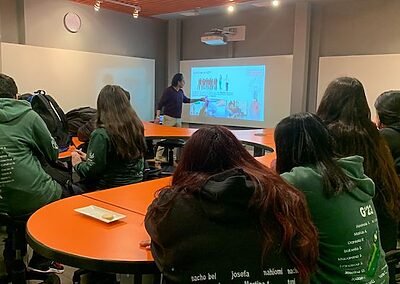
[201,29,231,46]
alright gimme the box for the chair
[385,249,400,283]
[155,139,185,166]
[72,270,160,284]
[0,212,60,284]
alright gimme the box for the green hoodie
[0,99,62,216]
[282,156,389,284]
[74,127,144,190]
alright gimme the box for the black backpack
[66,107,97,136]
[31,90,70,150]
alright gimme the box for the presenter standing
[155,73,204,127]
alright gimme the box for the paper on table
[74,205,126,223]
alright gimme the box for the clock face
[64,12,81,33]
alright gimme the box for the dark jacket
[0,99,62,216]
[380,126,400,174]
[145,169,301,283]
[157,86,190,118]
[282,156,389,284]
[377,125,400,272]
[74,128,144,190]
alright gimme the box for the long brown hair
[97,85,146,159]
[146,126,318,280]
[317,77,400,220]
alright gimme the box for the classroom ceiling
[72,0,256,18]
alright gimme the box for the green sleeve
[31,114,59,162]
[75,129,108,178]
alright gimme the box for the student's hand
[74,149,87,161]
[71,152,82,166]
[154,117,160,124]
[139,240,151,250]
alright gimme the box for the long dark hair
[275,113,354,196]
[146,126,318,280]
[317,77,400,219]
[375,90,400,127]
[97,85,146,159]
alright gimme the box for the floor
[0,226,157,283]
[0,224,78,283]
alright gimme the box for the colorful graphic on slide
[190,65,265,121]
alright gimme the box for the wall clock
[64,12,81,33]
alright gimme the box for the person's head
[374,90,400,128]
[152,126,319,280]
[317,77,370,125]
[173,126,253,179]
[97,85,146,159]
[317,77,400,220]
[275,113,354,196]
[0,74,18,99]
[171,73,185,88]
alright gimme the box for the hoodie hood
[199,168,255,222]
[336,155,375,200]
[387,124,400,133]
[0,99,31,123]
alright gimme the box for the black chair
[385,249,400,283]
[155,139,185,166]
[0,213,60,284]
[72,270,160,284]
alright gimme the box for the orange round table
[143,122,275,153]
[26,195,156,274]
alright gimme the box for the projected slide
[190,65,265,121]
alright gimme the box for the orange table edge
[26,196,157,274]
[83,177,172,216]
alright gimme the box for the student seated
[76,89,131,144]
[0,73,64,273]
[72,85,146,190]
[145,126,319,283]
[375,91,400,174]
[275,112,389,283]
[317,77,400,283]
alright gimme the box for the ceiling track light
[94,0,102,12]
[132,5,141,18]
[95,0,143,18]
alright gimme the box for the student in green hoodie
[0,73,64,274]
[0,74,62,215]
[317,77,400,283]
[275,112,389,284]
[72,85,146,190]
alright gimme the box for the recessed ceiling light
[272,0,280,7]
[227,5,235,13]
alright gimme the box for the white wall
[318,54,400,118]
[1,43,155,120]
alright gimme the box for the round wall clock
[64,12,81,33]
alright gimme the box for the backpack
[31,90,70,150]
[66,107,97,136]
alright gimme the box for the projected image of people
[190,65,265,122]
